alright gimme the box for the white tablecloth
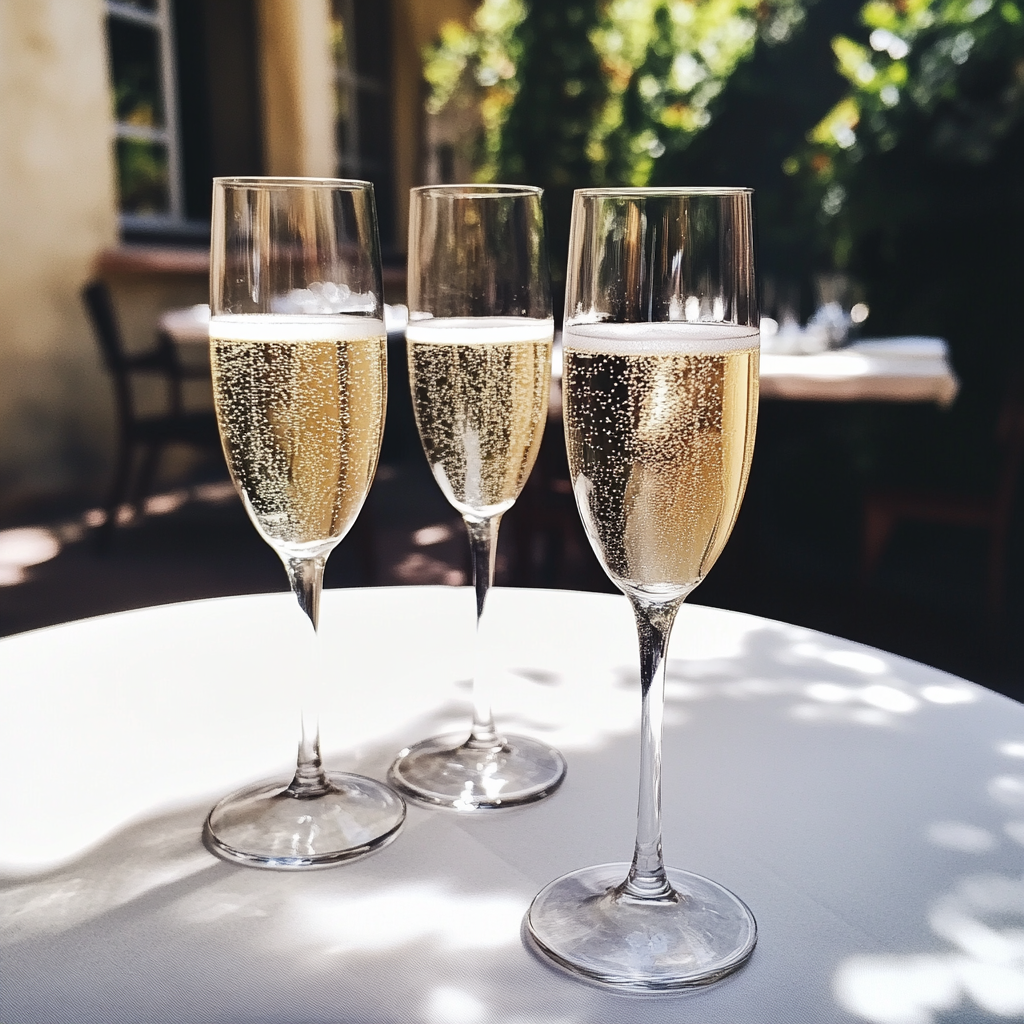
[159,304,409,344]
[158,302,212,344]
[759,337,959,405]
[1,588,1021,1023]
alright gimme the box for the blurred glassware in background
[804,303,850,350]
[760,277,808,354]
[807,273,860,349]
[761,274,870,354]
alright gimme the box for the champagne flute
[388,185,567,810]
[203,177,406,868]
[526,188,759,986]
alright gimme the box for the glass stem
[622,595,683,902]
[284,554,331,796]
[464,515,502,749]
[286,554,326,632]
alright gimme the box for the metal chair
[83,281,222,547]
[861,368,1024,618]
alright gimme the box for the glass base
[526,863,756,990]
[388,733,566,810]
[203,772,406,869]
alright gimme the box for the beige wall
[0,0,118,515]
[0,0,342,518]
[256,0,337,178]
[253,0,474,251]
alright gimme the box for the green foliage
[496,1,608,188]
[422,0,820,315]
[423,0,525,179]
[786,0,1024,491]
[423,0,810,187]
[425,0,1024,391]
[798,0,1024,265]
[594,0,808,184]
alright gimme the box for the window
[105,0,189,233]
[331,0,396,253]
[105,0,263,241]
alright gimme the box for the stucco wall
[0,0,118,516]
[256,0,337,178]
[0,0,342,520]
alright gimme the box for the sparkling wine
[406,316,553,519]
[210,314,386,552]
[562,321,759,600]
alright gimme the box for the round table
[1,587,1022,1023]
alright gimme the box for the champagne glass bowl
[526,187,760,987]
[388,185,567,810]
[203,177,405,868]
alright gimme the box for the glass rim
[574,186,754,197]
[411,183,543,199]
[213,176,373,191]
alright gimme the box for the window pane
[116,138,170,214]
[108,16,164,127]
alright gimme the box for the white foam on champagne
[406,317,554,346]
[210,313,385,343]
[564,320,759,356]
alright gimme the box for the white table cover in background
[759,337,959,405]
[158,303,410,343]
[158,302,213,345]
[1,587,1021,1024]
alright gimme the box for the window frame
[106,0,205,238]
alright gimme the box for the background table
[2,588,1021,1023]
[759,337,959,406]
